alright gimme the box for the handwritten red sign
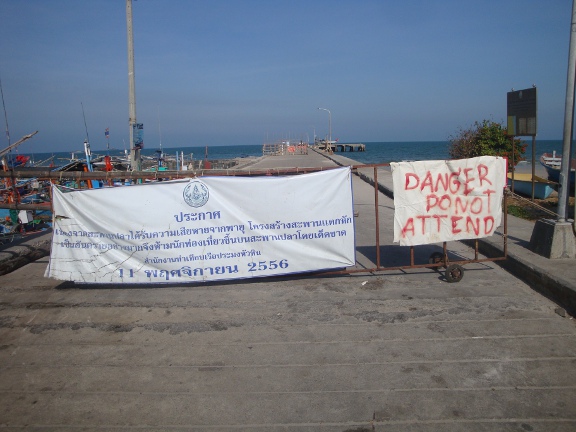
[391,157,507,246]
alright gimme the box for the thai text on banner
[45,167,356,283]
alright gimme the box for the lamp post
[318,107,331,152]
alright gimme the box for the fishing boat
[507,172,556,199]
[539,152,575,184]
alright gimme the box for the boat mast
[0,74,10,149]
[158,106,162,153]
[126,0,141,171]
[80,102,93,172]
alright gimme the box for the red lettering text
[466,216,480,236]
[405,173,419,190]
[449,169,461,194]
[478,164,492,186]
[483,189,496,212]
[463,168,475,195]
[451,216,463,234]
[484,216,495,233]
[470,197,483,214]
[416,215,431,234]
[455,197,468,214]
[432,214,448,232]
[401,218,415,237]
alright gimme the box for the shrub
[448,120,526,170]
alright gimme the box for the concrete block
[529,218,576,259]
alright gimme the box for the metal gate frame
[332,164,509,282]
[1,163,508,282]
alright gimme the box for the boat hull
[507,173,555,200]
[539,153,575,184]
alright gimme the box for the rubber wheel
[445,264,464,283]
[428,252,445,267]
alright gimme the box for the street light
[318,107,331,152]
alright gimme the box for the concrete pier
[1,149,575,430]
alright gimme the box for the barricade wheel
[428,252,445,268]
[445,264,464,283]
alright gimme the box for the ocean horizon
[11,139,571,167]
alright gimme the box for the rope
[506,189,560,218]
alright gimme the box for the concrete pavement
[0,229,51,276]
[1,148,576,430]
[323,149,576,317]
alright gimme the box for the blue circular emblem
[183,181,209,208]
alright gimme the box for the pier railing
[262,143,286,155]
[0,166,339,210]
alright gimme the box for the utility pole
[126,0,141,171]
[559,0,576,224]
[531,0,576,259]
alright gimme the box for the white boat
[540,151,575,184]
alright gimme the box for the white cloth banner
[391,156,507,246]
[45,167,356,283]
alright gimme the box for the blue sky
[0,0,572,153]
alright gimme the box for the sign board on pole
[507,87,537,136]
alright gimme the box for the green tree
[448,120,526,170]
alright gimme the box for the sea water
[321,140,567,165]
[14,139,569,167]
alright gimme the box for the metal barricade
[0,163,508,282]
